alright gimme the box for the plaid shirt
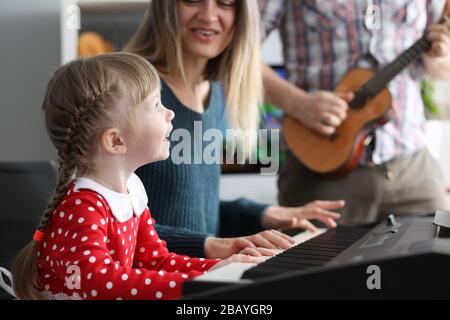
[260,0,446,164]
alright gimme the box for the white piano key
[292,228,327,245]
[192,262,255,283]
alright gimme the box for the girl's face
[178,0,237,62]
[127,90,174,166]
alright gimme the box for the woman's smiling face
[177,0,237,62]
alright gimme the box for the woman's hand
[262,200,344,232]
[204,230,295,259]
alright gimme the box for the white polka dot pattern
[36,183,219,300]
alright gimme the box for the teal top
[136,79,268,257]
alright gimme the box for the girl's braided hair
[11,52,160,299]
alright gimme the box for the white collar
[74,173,148,223]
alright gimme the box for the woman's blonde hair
[124,0,263,152]
[11,52,160,300]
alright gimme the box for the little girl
[11,52,263,300]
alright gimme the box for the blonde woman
[125,0,343,259]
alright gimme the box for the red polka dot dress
[36,173,219,300]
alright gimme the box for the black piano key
[243,266,311,280]
[283,246,336,254]
[309,238,354,245]
[264,257,327,266]
[282,248,338,258]
[297,243,347,251]
[293,245,343,254]
[281,251,334,260]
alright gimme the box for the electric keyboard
[183,213,450,299]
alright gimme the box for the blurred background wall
[0,0,59,161]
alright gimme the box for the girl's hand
[204,230,295,259]
[238,247,280,257]
[208,254,265,272]
[262,200,344,232]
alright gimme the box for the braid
[36,88,108,232]
[36,161,75,232]
[12,52,160,299]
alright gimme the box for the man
[260,0,450,224]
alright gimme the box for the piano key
[264,257,327,266]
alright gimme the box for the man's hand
[423,14,450,79]
[204,230,295,259]
[262,200,344,232]
[425,17,450,58]
[289,91,353,136]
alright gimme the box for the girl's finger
[254,247,280,257]
[270,229,295,244]
[237,254,264,264]
[239,247,262,257]
[260,230,294,250]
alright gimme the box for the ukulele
[284,17,448,178]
